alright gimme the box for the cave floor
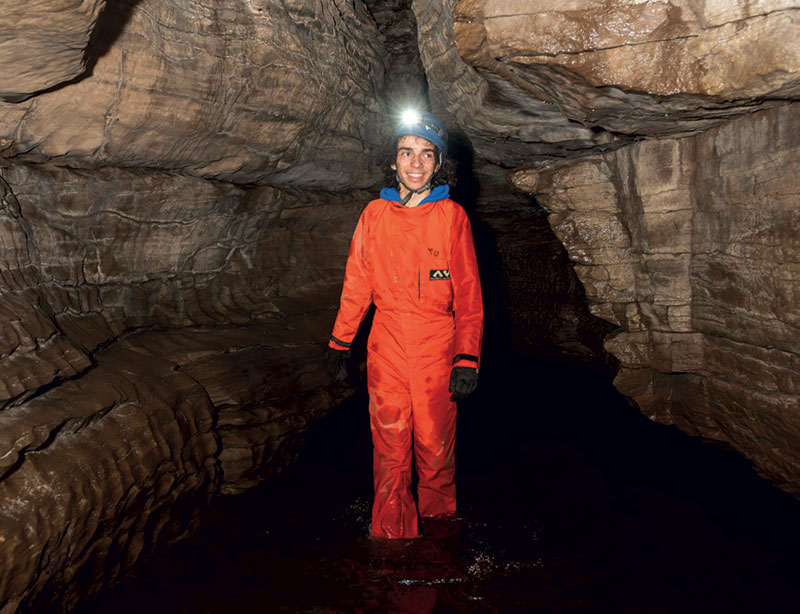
[77,354,800,614]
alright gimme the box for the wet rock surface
[0,0,386,188]
[0,161,365,409]
[463,0,799,98]
[0,0,106,101]
[0,158,363,608]
[515,103,800,496]
[415,0,798,164]
[365,0,427,102]
[0,293,353,611]
[411,0,800,498]
[467,162,616,360]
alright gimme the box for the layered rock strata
[0,307,351,611]
[465,164,616,360]
[414,0,799,165]
[518,104,800,495]
[411,0,800,494]
[0,0,386,610]
[366,0,428,103]
[0,160,362,610]
[1,0,799,610]
[0,0,386,188]
[0,0,106,102]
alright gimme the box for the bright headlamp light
[394,108,448,156]
[400,108,421,127]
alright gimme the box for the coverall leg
[368,311,456,539]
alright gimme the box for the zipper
[418,267,421,300]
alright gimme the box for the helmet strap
[396,173,432,206]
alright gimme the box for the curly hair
[379,138,458,189]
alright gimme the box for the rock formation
[411,0,799,493]
[0,0,106,102]
[416,0,798,164]
[0,0,384,609]
[0,0,386,188]
[524,104,800,497]
[0,0,798,611]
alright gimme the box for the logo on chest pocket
[429,269,450,281]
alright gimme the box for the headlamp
[394,109,448,157]
[401,108,421,126]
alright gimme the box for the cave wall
[413,0,798,164]
[0,151,363,614]
[0,0,385,610]
[529,103,800,495]
[409,0,800,493]
[0,0,106,101]
[0,0,385,188]
[462,164,616,360]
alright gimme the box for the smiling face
[392,135,440,197]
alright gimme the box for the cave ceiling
[0,0,387,189]
[2,1,797,182]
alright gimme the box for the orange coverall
[329,186,483,539]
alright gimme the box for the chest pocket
[419,253,453,309]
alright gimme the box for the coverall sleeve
[450,209,484,369]
[329,211,373,350]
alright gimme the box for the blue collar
[380,184,450,205]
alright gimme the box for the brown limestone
[469,163,616,359]
[0,0,386,609]
[365,0,428,103]
[0,342,219,611]
[0,296,350,611]
[0,159,365,609]
[0,0,106,102]
[1,0,799,609]
[0,174,94,406]
[0,0,387,189]
[471,1,799,97]
[0,158,364,408]
[515,103,800,495]
[414,0,798,167]
[412,0,800,498]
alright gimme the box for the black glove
[449,366,478,402]
[326,346,351,382]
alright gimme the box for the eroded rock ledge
[415,0,798,165]
[412,0,800,494]
[0,296,352,611]
[0,0,105,102]
[0,159,361,610]
[0,1,387,609]
[0,0,386,189]
[517,103,800,495]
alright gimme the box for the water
[79,354,800,613]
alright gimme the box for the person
[326,111,483,539]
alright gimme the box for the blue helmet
[395,110,448,157]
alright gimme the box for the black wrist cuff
[330,335,352,348]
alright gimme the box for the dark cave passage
[75,352,800,614]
